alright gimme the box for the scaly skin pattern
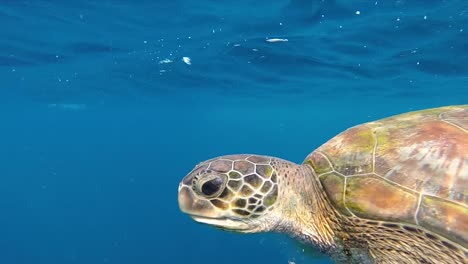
[178,105,467,264]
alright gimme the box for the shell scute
[319,172,350,216]
[418,195,467,247]
[306,105,468,246]
[440,107,468,129]
[374,118,468,204]
[345,176,418,224]
[307,125,374,176]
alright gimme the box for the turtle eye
[201,177,224,197]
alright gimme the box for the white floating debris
[159,59,172,64]
[356,10,361,15]
[48,103,87,111]
[182,56,191,65]
[423,15,427,20]
[266,38,288,43]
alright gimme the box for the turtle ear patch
[263,185,278,207]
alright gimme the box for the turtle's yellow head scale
[178,154,281,232]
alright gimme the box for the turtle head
[178,155,280,233]
[179,154,337,252]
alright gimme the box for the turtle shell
[304,105,467,248]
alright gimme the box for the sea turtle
[178,105,467,263]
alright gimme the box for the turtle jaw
[178,185,254,232]
[189,215,251,231]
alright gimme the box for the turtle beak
[178,185,219,218]
[190,215,250,230]
[178,184,251,231]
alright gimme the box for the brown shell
[304,105,467,247]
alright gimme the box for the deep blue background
[0,1,467,263]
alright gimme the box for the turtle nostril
[201,177,223,196]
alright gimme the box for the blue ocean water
[0,1,467,263]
